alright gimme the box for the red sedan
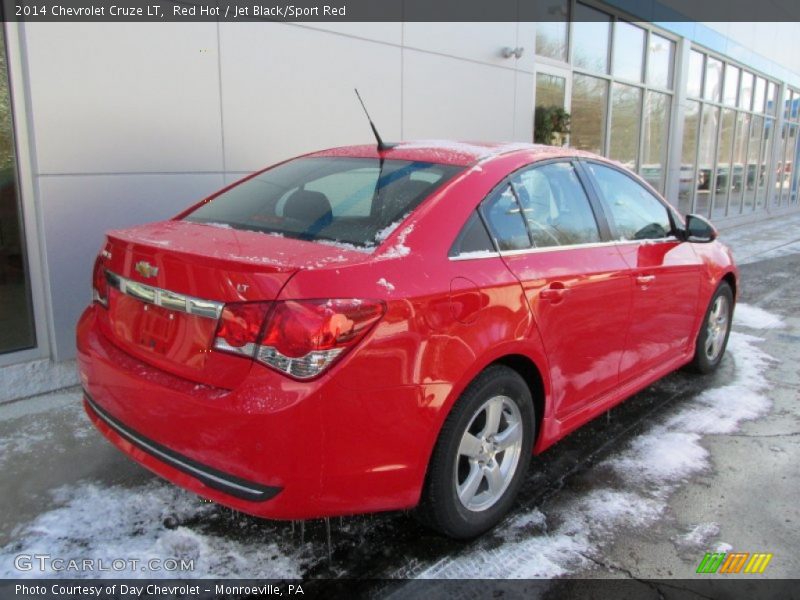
[77,141,737,538]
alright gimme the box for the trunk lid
[97,220,371,388]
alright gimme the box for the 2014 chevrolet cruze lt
[78,142,737,539]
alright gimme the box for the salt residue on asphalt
[672,522,720,553]
[0,481,304,579]
[735,303,785,330]
[413,324,777,579]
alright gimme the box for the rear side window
[185,157,462,248]
[586,162,673,241]
[449,211,495,257]
[511,162,601,248]
[480,185,531,251]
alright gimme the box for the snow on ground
[410,324,777,579]
[0,393,93,469]
[735,303,786,330]
[671,522,720,554]
[0,482,304,579]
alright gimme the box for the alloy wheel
[455,395,524,512]
[704,294,730,362]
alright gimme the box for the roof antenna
[354,88,395,152]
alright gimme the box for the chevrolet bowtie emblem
[134,261,159,279]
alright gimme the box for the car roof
[307,140,596,167]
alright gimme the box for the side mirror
[684,214,717,243]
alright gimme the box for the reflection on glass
[609,83,642,168]
[679,100,700,215]
[687,50,704,98]
[743,115,763,212]
[572,4,611,73]
[639,91,670,193]
[728,112,750,214]
[783,90,792,120]
[612,21,644,82]
[766,82,778,115]
[739,71,754,110]
[0,35,35,355]
[647,33,674,89]
[535,0,570,61]
[535,73,566,143]
[780,124,798,205]
[704,57,723,102]
[696,105,720,217]
[789,126,799,205]
[535,73,566,109]
[713,108,736,218]
[571,74,608,154]
[757,117,774,209]
[723,64,739,106]
[753,77,766,114]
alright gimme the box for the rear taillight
[213,302,272,356]
[92,255,108,307]
[213,299,385,380]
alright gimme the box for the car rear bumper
[77,305,436,519]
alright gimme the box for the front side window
[185,157,462,248]
[510,162,601,247]
[587,162,672,241]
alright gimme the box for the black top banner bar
[3,0,800,22]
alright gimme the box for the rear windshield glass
[184,157,462,248]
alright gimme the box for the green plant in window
[534,106,571,146]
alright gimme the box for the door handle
[540,283,569,302]
[636,274,656,286]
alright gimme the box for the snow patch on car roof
[313,140,574,166]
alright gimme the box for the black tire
[687,282,734,374]
[416,365,534,539]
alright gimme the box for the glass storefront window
[572,4,611,73]
[535,0,570,62]
[0,34,36,354]
[713,108,736,218]
[766,81,778,115]
[535,73,566,142]
[757,118,774,209]
[609,83,642,168]
[739,71,754,110]
[612,21,644,82]
[647,33,674,90]
[535,73,566,109]
[678,100,700,215]
[728,112,750,214]
[753,77,766,114]
[705,57,723,102]
[571,74,608,154]
[687,50,704,98]
[781,124,798,205]
[640,91,670,192]
[696,105,720,216]
[743,115,763,213]
[723,64,739,106]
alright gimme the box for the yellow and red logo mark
[696,552,773,574]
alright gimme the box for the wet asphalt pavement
[0,217,798,590]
